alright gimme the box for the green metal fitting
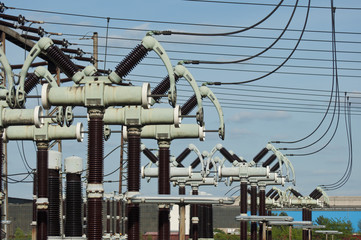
[103,105,181,127]
[199,86,225,140]
[124,124,205,141]
[0,105,43,128]
[4,121,83,142]
[41,82,151,109]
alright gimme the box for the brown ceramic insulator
[158,147,170,194]
[270,162,280,172]
[192,189,198,196]
[142,147,158,164]
[65,173,82,237]
[309,189,318,198]
[176,148,191,165]
[24,73,40,94]
[33,172,37,222]
[37,148,48,198]
[251,185,258,240]
[206,205,213,238]
[181,95,197,116]
[127,133,140,192]
[179,186,186,195]
[219,147,235,163]
[240,181,247,240]
[190,157,201,169]
[266,189,275,198]
[37,210,47,240]
[83,200,87,236]
[302,208,307,240]
[269,191,278,199]
[116,199,120,234]
[88,116,104,184]
[46,44,80,78]
[151,74,180,102]
[106,199,110,234]
[267,210,273,240]
[48,169,60,236]
[158,208,170,240]
[253,147,269,163]
[127,204,139,240]
[114,44,148,78]
[192,204,198,240]
[262,154,277,167]
[112,199,115,235]
[258,189,266,240]
[290,189,303,198]
[87,198,103,240]
[0,135,2,235]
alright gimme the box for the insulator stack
[87,113,104,240]
[206,205,213,238]
[269,191,278,199]
[65,156,83,237]
[258,187,266,240]
[181,95,197,116]
[262,154,277,167]
[253,148,269,163]
[158,147,170,195]
[0,133,2,237]
[87,198,102,240]
[266,189,275,197]
[290,189,303,198]
[240,180,247,240]
[270,162,280,172]
[158,208,170,240]
[114,44,148,78]
[46,44,80,78]
[83,198,87,236]
[267,210,273,240]
[127,129,141,240]
[151,74,180,102]
[127,204,140,240]
[142,147,158,164]
[232,153,245,163]
[219,147,235,164]
[309,189,318,199]
[176,148,191,165]
[24,73,41,94]
[190,157,201,169]
[209,162,214,170]
[106,198,111,234]
[251,184,257,240]
[36,143,48,240]
[302,208,307,240]
[179,185,186,195]
[274,194,280,201]
[48,151,62,237]
[314,191,323,200]
[116,198,121,234]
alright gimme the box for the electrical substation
[0,1,360,240]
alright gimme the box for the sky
[1,0,361,225]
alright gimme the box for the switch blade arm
[200,86,225,140]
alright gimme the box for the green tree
[313,215,355,240]
[14,227,28,240]
[358,219,361,233]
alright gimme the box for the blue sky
[2,0,361,219]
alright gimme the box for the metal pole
[191,187,199,240]
[92,32,98,69]
[119,126,124,235]
[289,226,292,240]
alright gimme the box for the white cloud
[229,110,291,123]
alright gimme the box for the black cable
[285,0,341,157]
[205,0,310,84]
[104,17,110,71]
[155,0,284,36]
[321,96,352,190]
[185,0,361,11]
[224,185,240,196]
